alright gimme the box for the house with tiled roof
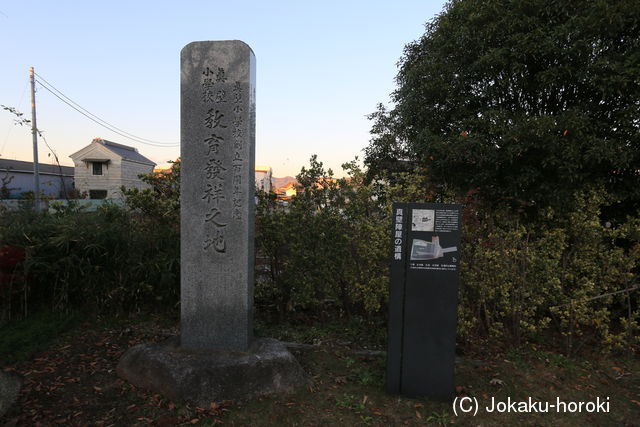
[69,138,156,199]
[0,159,74,199]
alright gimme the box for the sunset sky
[1,1,446,177]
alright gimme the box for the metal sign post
[386,202,462,400]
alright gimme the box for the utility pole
[30,66,41,211]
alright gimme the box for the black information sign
[386,202,462,400]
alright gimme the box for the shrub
[0,201,179,319]
[2,154,636,355]
[459,189,640,353]
[255,156,389,318]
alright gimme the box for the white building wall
[73,153,123,199]
[120,160,154,192]
[255,168,272,192]
[1,171,73,199]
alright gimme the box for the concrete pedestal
[117,337,308,406]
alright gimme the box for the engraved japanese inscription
[200,67,230,253]
[180,40,256,351]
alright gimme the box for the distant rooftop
[93,138,156,165]
[0,158,74,176]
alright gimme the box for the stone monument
[180,40,256,351]
[117,40,308,405]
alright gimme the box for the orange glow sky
[1,1,446,178]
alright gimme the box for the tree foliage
[1,153,637,352]
[122,159,180,223]
[0,202,180,320]
[366,0,640,215]
[460,188,640,353]
[255,156,390,318]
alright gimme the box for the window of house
[92,162,103,176]
[89,189,107,199]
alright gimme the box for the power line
[36,80,179,148]
[34,72,179,147]
[36,81,175,147]
[35,75,179,147]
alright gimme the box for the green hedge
[1,157,637,353]
[0,202,179,321]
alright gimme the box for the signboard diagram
[406,207,460,272]
[410,237,457,261]
[411,209,435,231]
[387,202,462,400]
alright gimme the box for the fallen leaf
[489,378,504,386]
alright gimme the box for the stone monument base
[0,370,22,417]
[117,337,309,406]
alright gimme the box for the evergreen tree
[366,0,640,217]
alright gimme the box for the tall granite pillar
[117,41,306,404]
[180,40,256,351]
